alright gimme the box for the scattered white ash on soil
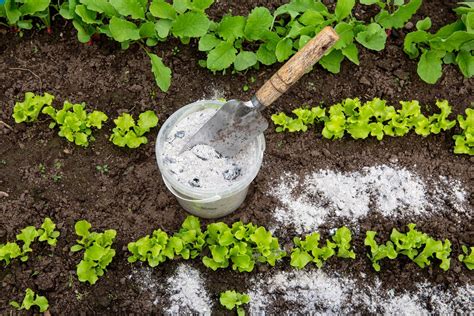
[128,266,162,305]
[270,165,469,234]
[162,108,256,190]
[165,263,212,315]
[248,269,474,315]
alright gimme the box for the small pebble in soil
[162,107,257,190]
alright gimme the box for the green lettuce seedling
[0,218,59,265]
[127,216,205,267]
[70,220,117,285]
[203,221,286,272]
[10,288,49,313]
[453,108,474,155]
[272,98,457,145]
[42,101,108,147]
[332,226,356,259]
[458,245,474,270]
[291,232,335,269]
[364,231,398,272]
[128,229,171,267]
[37,217,61,246]
[173,215,206,260]
[0,242,22,265]
[220,290,250,316]
[110,111,158,148]
[16,226,39,262]
[12,92,54,123]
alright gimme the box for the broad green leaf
[190,0,214,12]
[403,30,430,58]
[155,19,172,38]
[19,0,50,15]
[456,50,474,78]
[244,7,273,40]
[217,15,246,41]
[109,0,145,19]
[172,12,210,38]
[139,21,156,38]
[148,53,172,92]
[465,12,474,33]
[376,0,422,29]
[75,5,98,24]
[75,220,91,237]
[417,50,445,84]
[80,0,117,17]
[416,17,432,31]
[319,49,345,73]
[109,17,141,42]
[234,51,257,71]
[137,110,159,131]
[334,22,354,49]
[149,0,176,20]
[173,0,189,14]
[73,20,95,43]
[77,260,98,284]
[275,38,294,62]
[198,34,221,51]
[342,43,359,65]
[335,0,355,21]
[299,9,325,26]
[355,23,387,51]
[207,42,237,71]
[4,0,21,25]
[256,45,277,65]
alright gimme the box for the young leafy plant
[458,245,474,270]
[42,101,108,147]
[364,231,398,272]
[128,216,205,267]
[272,98,462,153]
[366,224,452,271]
[37,217,61,246]
[291,232,335,269]
[453,108,474,155]
[290,226,355,269]
[12,92,54,123]
[203,221,286,272]
[0,217,59,265]
[70,220,117,285]
[403,2,474,83]
[110,110,158,148]
[220,290,250,316]
[10,288,49,313]
[0,0,52,32]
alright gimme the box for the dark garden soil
[0,0,473,314]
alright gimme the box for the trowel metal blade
[180,100,268,157]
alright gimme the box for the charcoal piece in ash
[189,178,201,187]
[223,166,242,181]
[175,130,185,138]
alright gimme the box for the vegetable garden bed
[0,0,473,314]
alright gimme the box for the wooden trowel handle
[255,26,339,108]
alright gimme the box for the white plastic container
[155,100,265,219]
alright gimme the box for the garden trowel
[181,26,339,157]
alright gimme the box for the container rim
[155,99,265,199]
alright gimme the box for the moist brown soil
[0,0,473,314]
